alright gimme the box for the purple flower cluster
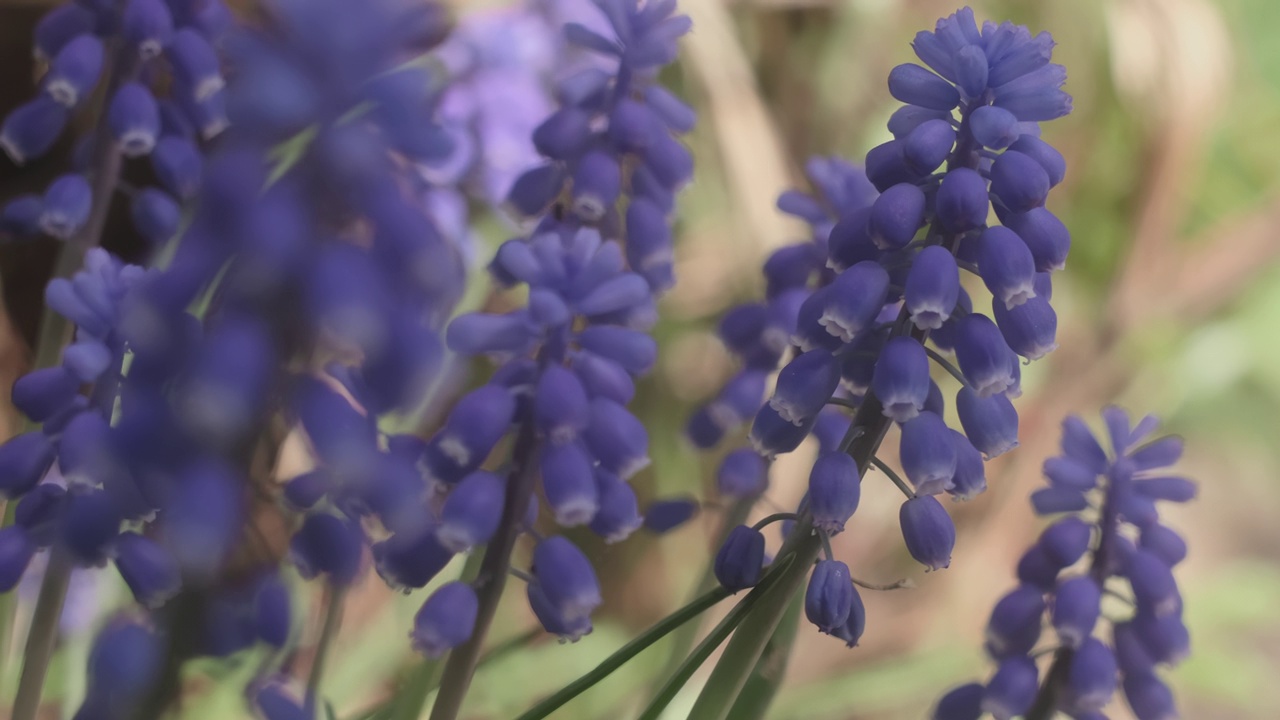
[934,408,1194,720]
[0,0,231,247]
[417,0,695,647]
[700,6,1073,645]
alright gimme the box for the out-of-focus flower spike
[0,432,57,499]
[932,682,984,720]
[642,496,699,534]
[981,656,1038,720]
[717,449,768,499]
[0,527,36,592]
[114,532,181,608]
[130,188,181,246]
[40,174,92,240]
[1,97,70,165]
[163,461,242,580]
[150,136,204,200]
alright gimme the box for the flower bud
[534,536,601,622]
[831,582,867,647]
[15,484,64,546]
[1016,545,1062,590]
[642,132,694,189]
[438,471,506,552]
[956,386,1019,459]
[1008,135,1066,186]
[826,208,878,272]
[1052,576,1102,647]
[1,98,70,164]
[981,656,1038,720]
[34,4,94,62]
[820,261,891,342]
[122,0,175,59]
[749,403,814,459]
[45,35,105,107]
[770,349,840,426]
[932,682,984,720]
[571,352,635,405]
[1002,207,1070,272]
[869,183,926,249]
[888,64,960,111]
[426,385,516,482]
[888,105,950,139]
[151,136,204,200]
[576,326,658,374]
[12,366,80,422]
[108,83,160,157]
[1129,436,1184,472]
[583,399,650,479]
[970,105,1020,149]
[533,108,592,159]
[130,188,181,246]
[114,533,180,608]
[540,442,599,527]
[947,430,987,500]
[1037,516,1092,566]
[528,580,593,642]
[900,495,955,570]
[953,314,1018,397]
[40,174,92,239]
[1122,671,1177,720]
[590,471,642,543]
[935,167,989,233]
[1068,637,1118,713]
[809,452,861,534]
[805,560,854,634]
[373,530,454,591]
[900,412,957,495]
[902,119,955,173]
[929,288,972,352]
[0,527,36,592]
[253,574,291,647]
[1139,524,1188,566]
[1132,611,1190,666]
[83,616,162,713]
[978,226,1038,310]
[714,525,766,591]
[905,246,960,330]
[412,582,478,657]
[534,366,590,444]
[865,140,917,192]
[0,432,57,499]
[717,449,768,499]
[993,65,1072,121]
[571,151,621,221]
[289,513,364,586]
[168,29,224,101]
[626,197,675,292]
[642,497,698,534]
[872,337,929,422]
[1030,486,1088,515]
[1127,549,1180,617]
[507,164,567,216]
[985,585,1045,658]
[990,151,1050,214]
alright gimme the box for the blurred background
[3,0,1279,718]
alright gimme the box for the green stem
[306,585,347,717]
[725,590,804,720]
[513,585,733,720]
[11,550,73,720]
[922,346,969,388]
[637,554,797,720]
[870,456,916,499]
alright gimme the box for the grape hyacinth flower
[934,408,1195,720]
[692,7,1073,651]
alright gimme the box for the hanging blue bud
[993,294,1058,360]
[83,616,162,714]
[572,352,636,405]
[953,314,1018,397]
[1007,136,1065,186]
[1038,516,1092,566]
[533,108,593,160]
[984,585,1045,658]
[1016,546,1063,591]
[830,581,866,647]
[820,261,891,342]
[535,366,590,444]
[164,461,241,579]
[714,525,766,591]
[763,244,819,296]
[527,580,593,642]
[590,471,642,543]
[168,29,224,101]
[1051,575,1101,648]
[873,337,930,422]
[445,312,539,357]
[34,4,95,61]
[1113,621,1156,675]
[981,656,1039,720]
[1127,549,1180,617]
[969,106,1021,149]
[582,399,650,479]
[151,136,204,200]
[179,317,275,445]
[977,226,1037,311]
[935,167,990,233]
[932,683,984,720]
[947,430,987,500]
[2,194,44,237]
[770,349,840,426]
[793,288,844,353]
[641,132,694,190]
[865,140,918,192]
[1,98,70,165]
[541,442,599,527]
[533,536,601,622]
[253,574,291,647]
[122,0,174,59]
[373,531,453,592]
[507,164,567,217]
[826,208,878,272]
[61,489,121,566]
[15,484,64,546]
[0,432,57,499]
[412,581,478,658]
[900,495,955,570]
[888,105,950,139]
[45,35,105,107]
[572,151,622,221]
[869,183,926,249]
[809,452,861,534]
[642,497,698,534]
[290,513,364,586]
[40,174,92,239]
[114,532,180,608]
[704,370,768,439]
[1030,486,1089,515]
[609,99,660,152]
[1132,611,1189,667]
[902,119,956,173]
[438,471,505,552]
[1002,207,1070,272]
[130,188,181,246]
[956,386,1019,459]
[805,560,854,634]
[900,412,957,495]
[905,245,960,330]
[626,197,675,292]
[0,527,35,592]
[428,385,516,482]
[12,366,80,422]
[929,288,972,352]
[252,679,308,720]
[749,402,816,459]
[1140,524,1188,566]
[717,448,768,499]
[1129,437,1184,473]
[108,83,161,158]
[993,66,1073,122]
[1058,416,1109,473]
[645,85,697,133]
[813,411,853,454]
[1122,671,1176,720]
[576,326,658,375]
[888,64,960,111]
[990,151,1050,214]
